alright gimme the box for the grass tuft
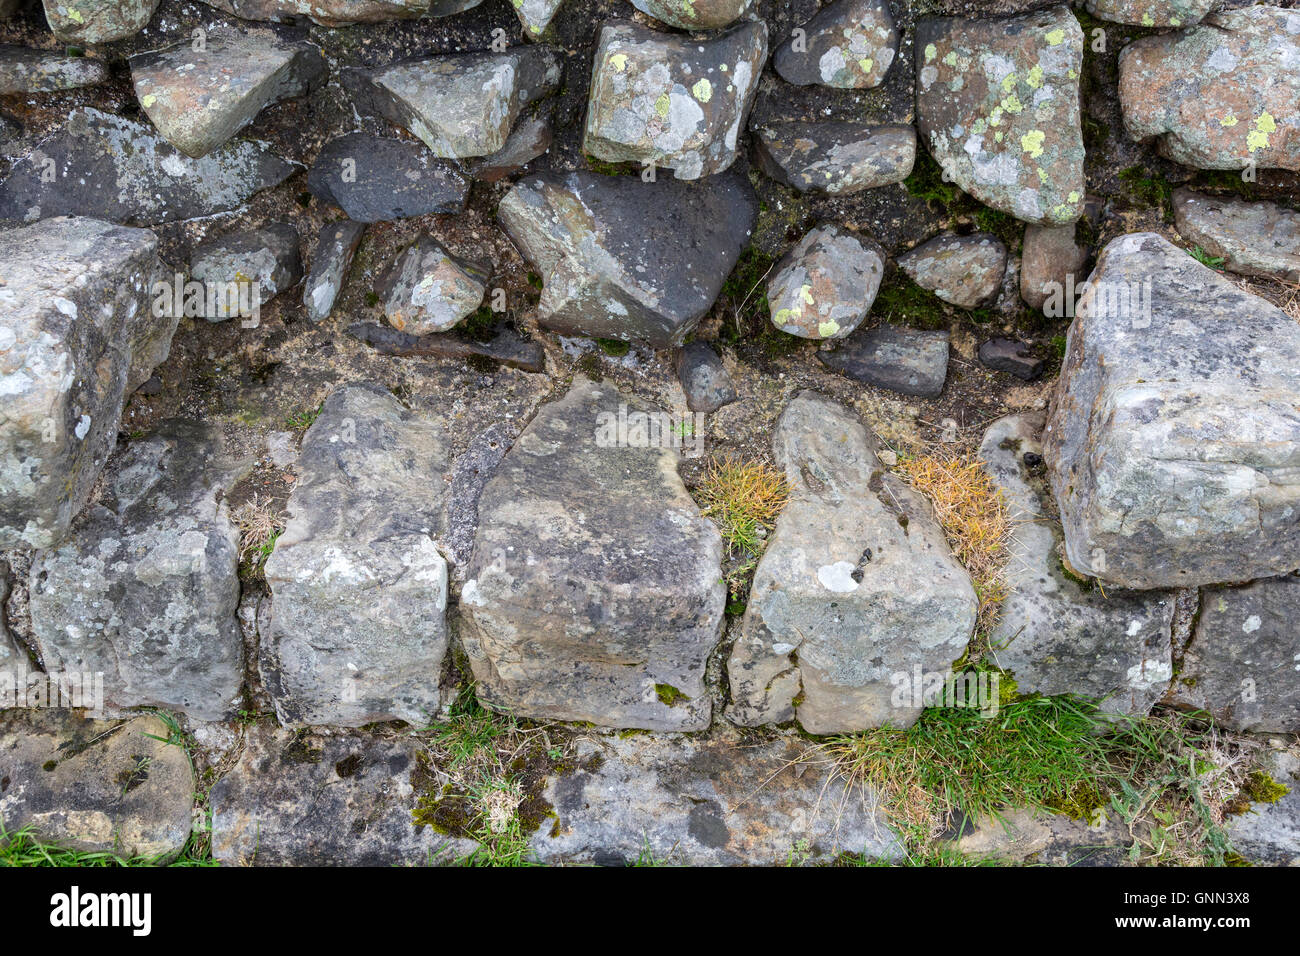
[232,493,285,577]
[696,455,790,558]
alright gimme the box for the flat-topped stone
[1172,188,1300,282]
[753,121,916,195]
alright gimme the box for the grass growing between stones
[818,696,1270,866]
[695,455,790,609]
[0,821,216,867]
[233,492,285,578]
[897,449,1011,634]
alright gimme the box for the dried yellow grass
[696,454,790,556]
[897,448,1012,633]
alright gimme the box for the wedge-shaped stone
[29,422,249,720]
[1044,232,1300,589]
[201,0,482,26]
[0,44,109,93]
[0,216,174,550]
[727,392,977,733]
[916,5,1086,225]
[1170,575,1300,733]
[303,220,365,323]
[497,169,757,347]
[584,19,767,180]
[377,235,489,335]
[262,386,451,728]
[980,414,1175,716]
[461,378,725,731]
[189,222,303,319]
[0,108,295,225]
[1119,6,1300,172]
[516,0,564,36]
[899,231,1007,309]
[1172,188,1300,283]
[131,29,325,158]
[753,120,915,195]
[774,0,898,89]
[308,133,469,222]
[43,0,159,43]
[345,46,561,159]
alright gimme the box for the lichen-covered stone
[345,46,561,159]
[0,711,193,860]
[916,5,1086,226]
[262,386,451,728]
[28,421,249,721]
[201,0,483,26]
[629,0,751,31]
[767,224,884,340]
[461,378,725,731]
[774,0,898,89]
[377,235,489,335]
[0,44,109,94]
[980,414,1175,717]
[0,108,295,225]
[753,121,915,195]
[467,112,552,182]
[497,169,757,347]
[308,133,469,223]
[727,392,976,733]
[1170,575,1300,733]
[130,29,325,158]
[819,326,950,398]
[514,0,564,36]
[43,0,160,44]
[0,216,174,551]
[898,232,1007,309]
[1172,187,1300,282]
[303,220,365,323]
[1044,232,1300,589]
[1119,6,1300,172]
[1225,750,1300,865]
[189,223,303,318]
[583,19,767,180]
[1021,222,1088,310]
[1085,0,1216,27]
[532,728,900,865]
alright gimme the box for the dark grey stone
[308,132,469,223]
[676,342,736,414]
[979,338,1046,381]
[819,325,950,398]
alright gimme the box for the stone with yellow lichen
[766,224,885,340]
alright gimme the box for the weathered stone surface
[468,113,552,182]
[583,19,767,180]
[211,725,477,865]
[629,0,751,31]
[532,729,900,865]
[345,47,561,159]
[0,712,193,860]
[43,0,160,44]
[0,108,295,225]
[201,0,482,27]
[0,216,174,551]
[497,169,757,347]
[917,5,1086,226]
[1172,188,1300,282]
[899,232,1007,309]
[190,223,303,318]
[819,325,950,398]
[767,224,884,340]
[1170,575,1300,733]
[1085,0,1216,27]
[753,121,915,195]
[0,559,25,682]
[727,392,976,733]
[1044,232,1300,590]
[303,220,365,323]
[676,341,736,414]
[262,386,450,728]
[1226,749,1300,866]
[980,415,1175,717]
[952,807,1132,866]
[461,379,725,731]
[515,0,564,37]
[28,422,249,721]
[1119,6,1300,172]
[0,45,109,94]
[349,321,545,372]
[979,338,1046,381]
[774,0,898,89]
[130,29,325,158]
[377,235,489,335]
[1022,222,1088,311]
[308,132,469,223]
